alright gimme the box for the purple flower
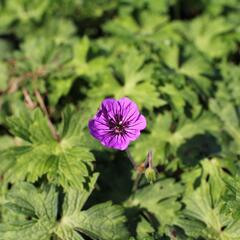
[88,97,146,150]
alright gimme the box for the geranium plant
[1,0,240,239]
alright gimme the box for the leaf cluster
[1,0,240,239]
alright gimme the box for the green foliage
[0,107,94,190]
[126,178,183,236]
[131,112,220,166]
[0,174,128,240]
[176,160,240,240]
[181,16,238,59]
[1,0,240,239]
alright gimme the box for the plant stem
[126,148,137,169]
[126,148,142,192]
[22,88,36,110]
[132,172,142,192]
[147,150,153,168]
[35,90,61,142]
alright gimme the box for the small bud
[145,167,156,183]
[145,150,156,183]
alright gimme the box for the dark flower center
[108,114,128,135]
[114,121,124,133]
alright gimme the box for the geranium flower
[88,97,146,150]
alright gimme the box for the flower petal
[125,129,141,141]
[88,117,110,140]
[118,97,139,124]
[101,98,120,121]
[101,134,130,150]
[128,114,147,131]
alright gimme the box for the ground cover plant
[0,0,240,239]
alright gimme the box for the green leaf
[0,61,8,91]
[159,43,213,96]
[183,16,237,58]
[0,177,129,240]
[56,174,129,240]
[114,48,163,110]
[8,37,73,101]
[126,178,183,233]
[71,37,109,78]
[86,48,165,111]
[0,182,58,240]
[176,159,240,240]
[72,202,128,240]
[48,77,74,106]
[131,112,220,166]
[210,100,240,153]
[130,113,172,165]
[0,0,49,30]
[1,107,94,190]
[18,37,73,73]
[222,175,240,220]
